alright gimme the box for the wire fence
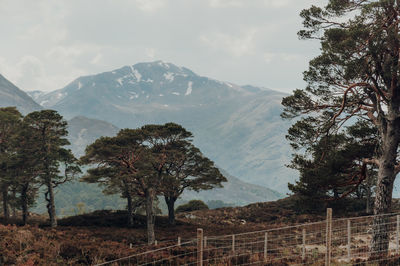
[95,210,400,265]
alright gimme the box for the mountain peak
[131,61,197,77]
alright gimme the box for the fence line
[95,210,400,265]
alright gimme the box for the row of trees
[0,107,80,227]
[81,123,226,243]
[0,107,224,244]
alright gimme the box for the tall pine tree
[282,0,400,255]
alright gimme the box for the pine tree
[24,110,79,227]
[162,140,226,224]
[0,107,22,221]
[287,120,378,212]
[81,128,148,228]
[282,0,400,256]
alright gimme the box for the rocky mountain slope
[34,61,296,192]
[0,74,42,114]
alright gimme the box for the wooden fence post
[204,236,207,248]
[347,219,351,260]
[302,228,306,260]
[264,232,268,262]
[397,215,400,254]
[325,208,332,266]
[178,236,181,247]
[232,234,235,252]
[197,228,203,266]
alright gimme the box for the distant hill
[0,74,42,114]
[180,169,282,206]
[67,116,119,157]
[33,61,296,192]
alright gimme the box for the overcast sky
[0,0,323,93]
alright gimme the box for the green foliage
[0,107,23,218]
[288,119,378,211]
[282,0,400,218]
[175,200,209,213]
[23,110,80,226]
[81,122,225,228]
[162,139,226,223]
[0,108,79,225]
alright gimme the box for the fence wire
[95,211,400,265]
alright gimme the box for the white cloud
[0,0,320,93]
[0,57,21,83]
[209,0,244,8]
[200,29,258,57]
[46,46,82,62]
[209,0,295,8]
[135,0,166,12]
[145,48,156,59]
[90,53,103,65]
[0,55,45,91]
[264,52,304,63]
[264,0,292,8]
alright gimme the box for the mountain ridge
[30,61,296,192]
[0,74,42,114]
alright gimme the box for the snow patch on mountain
[116,78,123,86]
[130,66,142,82]
[129,95,139,100]
[185,81,193,96]
[163,72,174,82]
[172,92,180,96]
[128,92,139,100]
[158,61,170,69]
[77,81,82,90]
[225,82,233,88]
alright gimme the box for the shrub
[207,200,233,209]
[176,200,209,213]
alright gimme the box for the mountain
[180,169,282,206]
[67,116,119,157]
[35,61,296,192]
[0,74,42,114]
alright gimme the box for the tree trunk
[126,192,134,227]
[1,185,9,221]
[11,187,17,218]
[366,179,372,214]
[165,196,177,225]
[145,188,156,244]
[21,184,28,225]
[366,190,371,214]
[371,119,400,258]
[46,181,57,228]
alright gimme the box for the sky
[0,0,323,93]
